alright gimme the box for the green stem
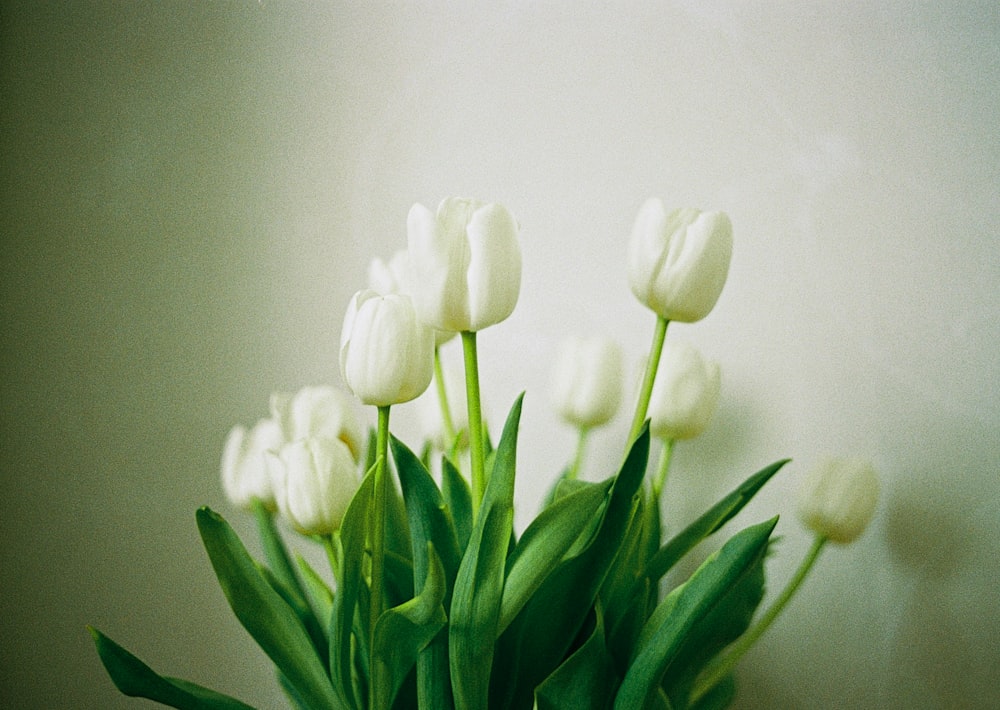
[433,345,458,451]
[651,438,675,500]
[461,330,486,518]
[628,315,669,445]
[691,534,828,703]
[369,404,391,702]
[566,426,590,481]
[323,533,341,588]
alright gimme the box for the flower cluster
[92,196,880,710]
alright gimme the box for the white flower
[797,458,879,544]
[220,417,284,509]
[406,197,521,332]
[551,336,625,429]
[269,385,364,461]
[648,342,721,441]
[627,198,733,322]
[266,438,358,535]
[368,249,456,347]
[340,290,435,407]
[367,249,412,298]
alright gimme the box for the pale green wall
[2,3,998,708]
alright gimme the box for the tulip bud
[340,290,435,406]
[367,249,412,297]
[797,457,879,544]
[368,249,456,347]
[407,197,521,332]
[648,341,721,441]
[269,385,364,461]
[220,417,284,509]
[628,198,733,322]
[266,438,358,535]
[551,336,625,429]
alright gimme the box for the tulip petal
[466,202,521,331]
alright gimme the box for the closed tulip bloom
[367,249,412,297]
[340,289,435,406]
[552,336,625,429]
[648,342,721,441]
[407,197,521,332]
[266,438,358,536]
[798,458,879,544]
[220,417,284,509]
[368,249,456,347]
[269,385,364,461]
[628,198,733,322]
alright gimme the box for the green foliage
[93,398,789,709]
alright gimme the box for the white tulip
[269,385,364,461]
[648,342,721,441]
[406,197,521,332]
[797,458,879,544]
[368,249,456,347]
[551,336,625,429]
[340,290,435,407]
[628,198,733,322]
[267,438,358,536]
[220,417,284,509]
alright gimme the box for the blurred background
[2,2,998,708]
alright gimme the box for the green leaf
[614,517,778,710]
[295,553,334,632]
[196,508,340,710]
[371,542,449,708]
[499,479,612,633]
[441,456,473,554]
[643,460,788,584]
[330,468,375,710]
[534,604,619,710]
[449,394,524,710]
[392,436,463,709]
[688,675,735,710]
[490,426,650,710]
[660,537,768,708]
[90,627,257,709]
[251,501,330,671]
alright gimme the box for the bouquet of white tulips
[91,197,879,709]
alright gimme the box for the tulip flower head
[367,249,412,297]
[270,385,364,461]
[340,289,435,407]
[628,198,733,322]
[551,336,625,429]
[266,438,358,536]
[648,341,721,441]
[407,197,521,332]
[797,457,879,544]
[220,417,284,509]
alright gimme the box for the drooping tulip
[266,437,358,536]
[406,197,521,332]
[220,417,284,509]
[340,289,435,406]
[551,336,625,429]
[628,198,733,322]
[797,457,879,544]
[648,341,721,441]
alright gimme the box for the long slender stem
[690,534,828,703]
[651,438,675,500]
[628,315,669,444]
[461,330,486,517]
[369,404,391,701]
[323,533,341,588]
[433,345,457,451]
[566,426,590,481]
